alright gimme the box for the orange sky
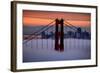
[23,10,91,27]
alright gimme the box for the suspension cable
[24,25,54,44]
[23,20,55,44]
[64,23,76,31]
[64,20,85,32]
[64,20,78,30]
[25,20,54,39]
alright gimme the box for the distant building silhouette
[41,27,90,39]
[67,31,75,38]
[41,31,46,38]
[64,27,90,39]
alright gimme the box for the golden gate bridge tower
[55,19,64,52]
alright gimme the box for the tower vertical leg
[60,19,64,51]
[55,19,59,51]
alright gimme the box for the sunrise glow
[23,10,91,27]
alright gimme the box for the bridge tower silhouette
[55,19,64,52]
